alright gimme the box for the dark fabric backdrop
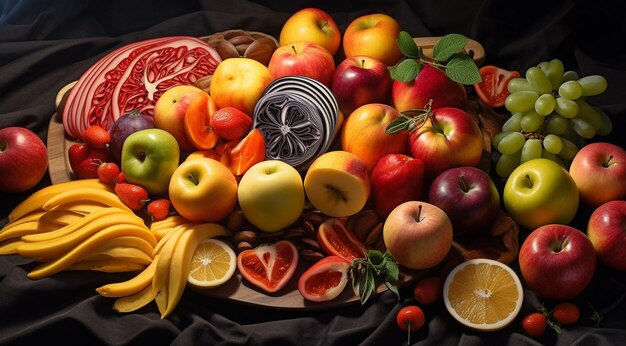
[1,0,625,345]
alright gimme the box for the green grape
[545,114,569,135]
[537,61,549,70]
[502,112,523,132]
[570,117,596,139]
[520,138,543,163]
[497,131,526,155]
[558,137,580,161]
[575,99,611,135]
[558,80,584,100]
[554,97,579,118]
[520,110,545,132]
[541,149,566,167]
[562,70,579,83]
[492,131,514,149]
[544,59,565,90]
[542,134,563,154]
[496,151,521,178]
[526,66,553,94]
[505,90,539,113]
[595,107,614,136]
[578,75,608,96]
[534,94,556,116]
[507,78,533,93]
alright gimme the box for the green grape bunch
[493,58,613,178]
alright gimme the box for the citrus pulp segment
[187,238,236,288]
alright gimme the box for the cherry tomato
[474,65,520,108]
[413,276,443,305]
[521,312,547,337]
[552,302,580,325]
[397,305,425,332]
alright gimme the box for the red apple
[392,64,467,112]
[279,7,341,56]
[408,107,483,181]
[519,224,596,300]
[0,127,48,193]
[569,142,626,208]
[428,166,500,236]
[342,13,403,66]
[369,154,425,218]
[587,200,626,271]
[268,41,335,88]
[331,55,392,115]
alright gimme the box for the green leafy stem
[350,249,400,305]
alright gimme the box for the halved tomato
[317,218,367,262]
[236,240,299,293]
[474,65,521,108]
[184,92,220,150]
[298,255,351,302]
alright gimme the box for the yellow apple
[279,7,341,56]
[342,13,403,66]
[237,160,305,232]
[304,150,370,217]
[169,157,238,222]
[340,103,408,172]
[209,57,274,116]
[153,85,206,152]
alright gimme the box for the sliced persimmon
[184,92,220,150]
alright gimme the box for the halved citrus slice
[443,258,523,331]
[187,238,236,288]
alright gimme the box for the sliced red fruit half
[317,218,367,262]
[474,65,521,108]
[298,255,351,302]
[236,240,299,293]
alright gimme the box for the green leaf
[445,54,482,85]
[383,259,399,284]
[397,31,422,58]
[359,267,376,305]
[388,59,422,82]
[433,33,469,62]
[385,115,415,134]
[385,281,400,300]
[367,249,384,267]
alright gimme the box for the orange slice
[443,258,523,331]
[187,238,236,288]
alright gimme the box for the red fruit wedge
[317,218,367,262]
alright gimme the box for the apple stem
[416,204,423,222]
[360,59,366,69]
[604,154,614,168]
[291,45,298,54]
[551,236,568,252]
[186,173,199,186]
[320,20,328,29]
[524,174,533,188]
[459,175,470,192]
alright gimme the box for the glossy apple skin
[268,41,335,88]
[340,103,408,172]
[169,157,237,223]
[209,57,274,116]
[408,107,483,181]
[369,154,425,218]
[0,127,48,193]
[503,158,579,230]
[238,160,305,232]
[383,201,453,270]
[428,166,500,236]
[331,56,392,115]
[279,7,341,56]
[121,128,180,196]
[519,224,596,300]
[392,64,467,112]
[342,13,403,66]
[587,200,626,271]
[153,85,204,153]
[569,142,626,207]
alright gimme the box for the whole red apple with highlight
[279,7,341,56]
[519,224,596,300]
[331,55,392,115]
[153,85,205,152]
[370,154,425,218]
[392,64,467,112]
[342,13,403,66]
[569,142,626,207]
[268,41,336,88]
[0,127,48,193]
[587,200,626,271]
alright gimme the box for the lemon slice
[443,258,523,331]
[187,238,236,288]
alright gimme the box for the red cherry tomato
[317,217,367,262]
[521,312,547,337]
[297,255,351,302]
[474,65,520,108]
[413,276,443,305]
[237,240,299,293]
[396,305,425,332]
[552,302,580,325]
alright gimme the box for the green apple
[503,158,579,230]
[121,128,180,195]
[237,160,305,232]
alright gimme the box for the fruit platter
[2,3,626,345]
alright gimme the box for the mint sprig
[350,250,400,305]
[385,99,434,134]
[388,31,482,85]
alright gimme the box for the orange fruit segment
[187,238,236,288]
[443,258,523,331]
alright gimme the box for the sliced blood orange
[317,218,367,262]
